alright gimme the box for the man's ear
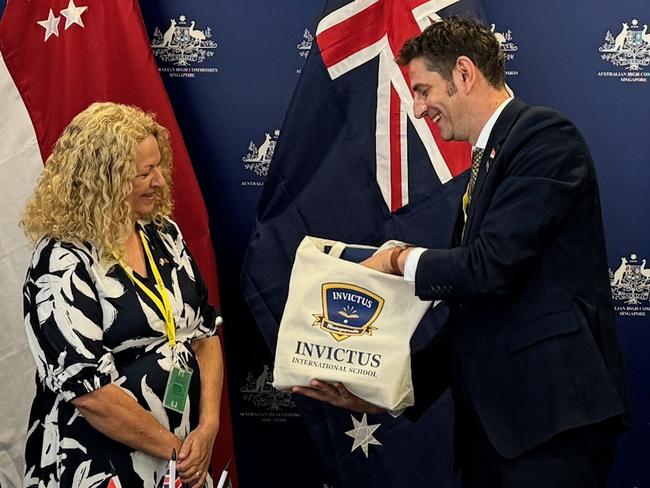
[455,56,476,92]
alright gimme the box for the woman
[21,102,223,488]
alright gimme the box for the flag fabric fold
[241,0,484,485]
[0,1,236,485]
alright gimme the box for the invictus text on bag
[273,236,433,410]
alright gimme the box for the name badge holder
[115,230,192,413]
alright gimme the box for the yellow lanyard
[462,190,470,222]
[115,230,176,346]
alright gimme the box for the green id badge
[163,366,193,413]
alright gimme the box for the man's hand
[360,246,411,276]
[292,380,385,414]
[177,424,218,488]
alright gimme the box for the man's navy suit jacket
[408,97,629,459]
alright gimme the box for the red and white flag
[163,452,182,488]
[107,473,123,488]
[107,460,123,488]
[0,1,236,485]
[163,473,183,488]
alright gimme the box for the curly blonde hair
[21,102,173,262]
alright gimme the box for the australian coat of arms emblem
[599,19,650,71]
[240,364,295,410]
[610,253,650,305]
[242,129,280,177]
[151,15,218,66]
[297,28,313,58]
[490,23,518,60]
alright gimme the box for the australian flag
[241,0,484,486]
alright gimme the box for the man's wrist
[388,247,401,274]
[389,246,412,275]
[396,247,413,275]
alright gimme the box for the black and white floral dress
[22,219,220,488]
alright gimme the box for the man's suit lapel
[461,98,528,246]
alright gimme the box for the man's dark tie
[462,147,484,220]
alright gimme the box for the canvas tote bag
[273,236,433,411]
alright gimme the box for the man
[293,17,628,487]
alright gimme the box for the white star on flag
[60,0,88,30]
[36,9,60,42]
[345,413,382,457]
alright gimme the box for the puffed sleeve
[188,254,222,341]
[23,239,118,401]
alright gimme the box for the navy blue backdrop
[3,1,648,486]
[139,2,331,486]
[142,2,649,486]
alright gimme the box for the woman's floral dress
[22,219,220,488]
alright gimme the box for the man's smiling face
[409,56,468,143]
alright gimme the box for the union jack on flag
[316,0,472,211]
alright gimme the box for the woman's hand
[181,335,223,486]
[177,423,219,488]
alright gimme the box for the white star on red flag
[1,1,236,483]
[60,0,89,30]
[36,8,60,42]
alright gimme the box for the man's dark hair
[397,17,506,88]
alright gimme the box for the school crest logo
[242,129,280,177]
[313,283,385,341]
[610,252,650,317]
[598,18,650,82]
[150,15,218,77]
